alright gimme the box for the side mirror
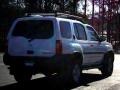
[99,36,106,42]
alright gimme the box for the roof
[24,13,85,23]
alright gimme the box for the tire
[71,63,82,84]
[60,59,82,84]
[100,54,114,77]
[13,68,32,83]
[3,53,10,65]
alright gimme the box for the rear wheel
[71,63,82,84]
[13,68,32,83]
[60,58,82,84]
[100,54,114,77]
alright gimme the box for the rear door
[73,22,91,65]
[8,19,56,57]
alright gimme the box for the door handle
[73,35,75,40]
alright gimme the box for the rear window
[12,20,53,39]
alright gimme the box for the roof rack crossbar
[25,12,84,22]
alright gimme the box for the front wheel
[100,54,114,77]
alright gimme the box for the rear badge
[24,62,34,67]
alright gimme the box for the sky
[77,0,99,14]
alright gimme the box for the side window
[74,23,87,40]
[60,21,72,38]
[86,26,99,41]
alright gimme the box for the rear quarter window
[59,21,72,39]
[12,20,53,39]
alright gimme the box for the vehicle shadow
[0,73,107,90]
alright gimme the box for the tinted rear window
[12,20,53,39]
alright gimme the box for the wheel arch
[72,52,83,64]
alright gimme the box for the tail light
[56,40,62,55]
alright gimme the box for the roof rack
[25,12,85,23]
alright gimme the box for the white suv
[3,14,114,84]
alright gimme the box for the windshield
[12,20,53,39]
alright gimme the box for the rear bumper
[3,53,71,73]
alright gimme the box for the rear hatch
[8,19,56,57]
